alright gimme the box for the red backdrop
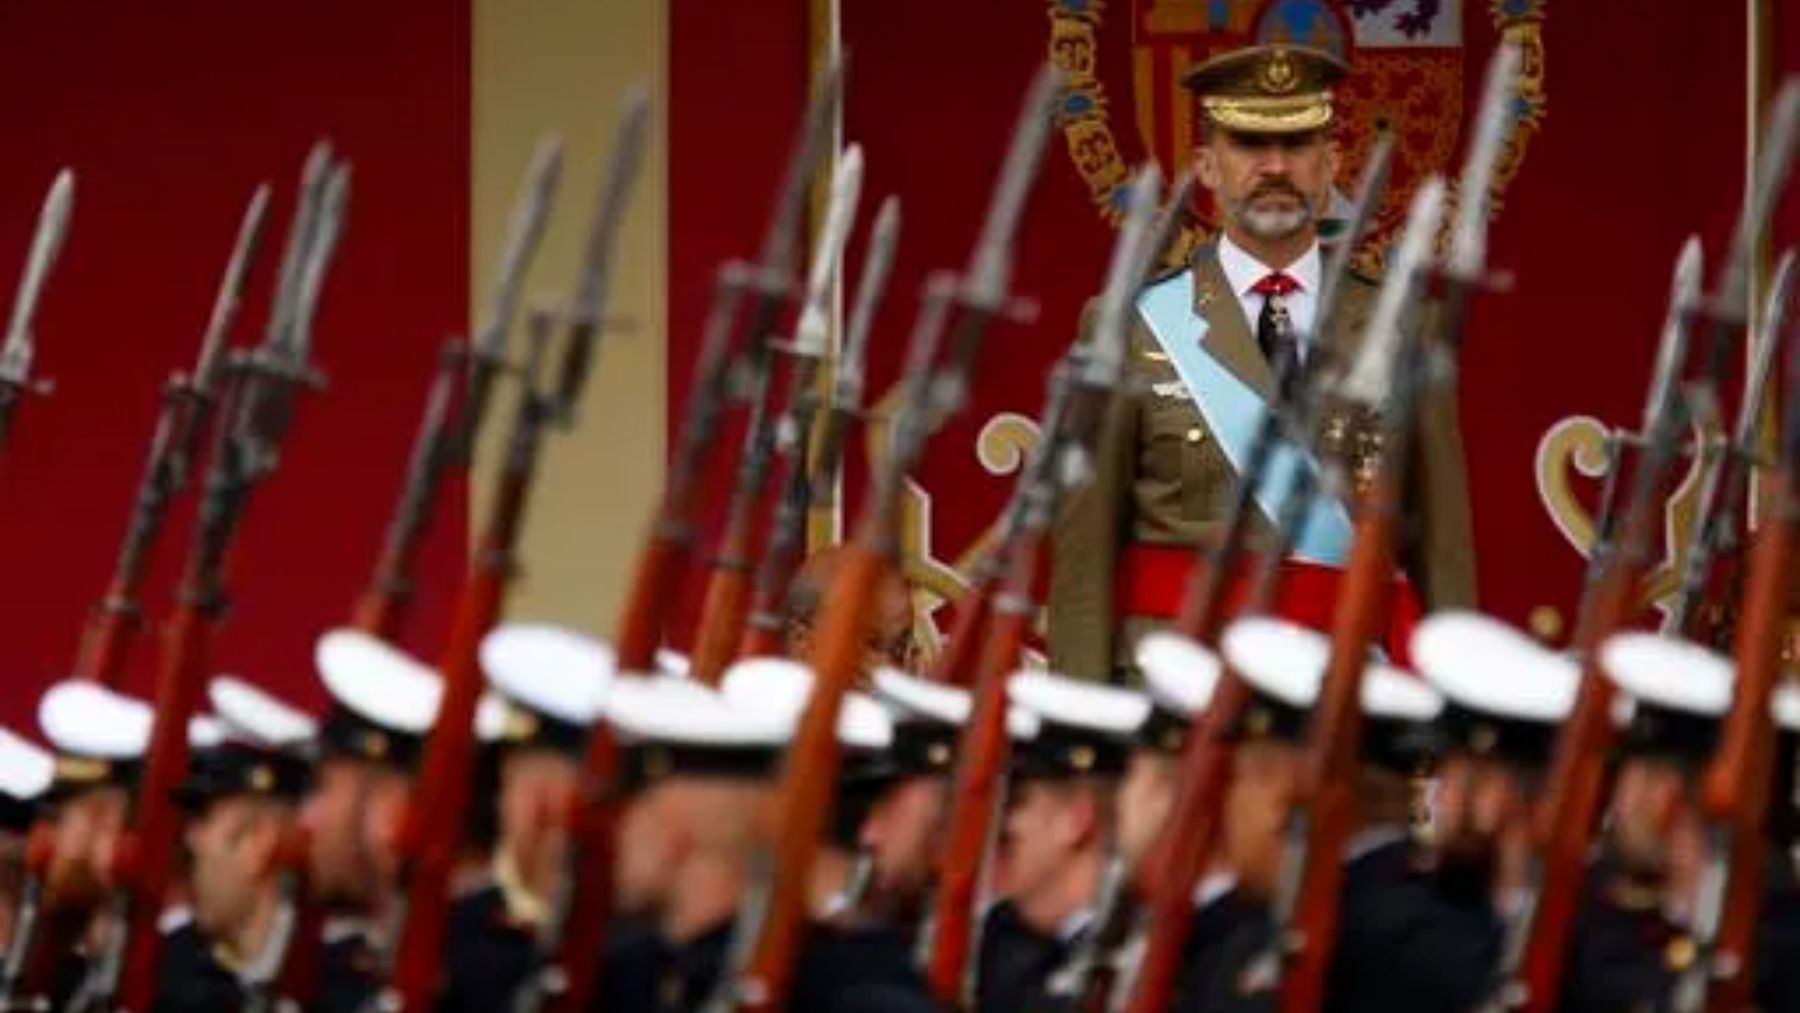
[668,0,1796,647]
[0,4,470,730]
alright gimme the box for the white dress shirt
[1215,232,1322,359]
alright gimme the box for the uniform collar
[1344,824,1410,865]
[1193,871,1238,909]
[492,849,552,929]
[1216,231,1321,298]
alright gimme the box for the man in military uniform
[1049,43,1474,683]
[439,622,614,1012]
[299,628,446,1013]
[0,728,51,956]
[158,685,313,1012]
[977,672,1143,1013]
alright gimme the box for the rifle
[1269,49,1518,1013]
[353,135,564,639]
[253,135,565,1012]
[1493,80,1800,1013]
[379,104,642,1013]
[0,169,74,453]
[1267,180,1454,1012]
[711,63,1063,1013]
[104,147,345,1013]
[74,185,271,687]
[921,164,1166,1011]
[1661,247,1795,642]
[1117,133,1396,1013]
[1666,252,1800,1013]
[689,133,861,685]
[738,194,901,661]
[502,79,831,1013]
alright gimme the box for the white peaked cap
[314,628,443,734]
[0,727,52,801]
[1410,611,1578,723]
[1220,617,1442,720]
[479,623,616,727]
[188,715,230,750]
[208,676,319,750]
[872,666,973,726]
[1136,632,1222,717]
[655,649,691,679]
[605,674,791,747]
[1600,633,1733,716]
[719,658,893,750]
[1006,670,1152,735]
[1776,684,1800,731]
[1007,706,1043,741]
[474,693,510,742]
[39,680,155,759]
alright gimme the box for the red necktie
[1251,271,1300,297]
[1251,272,1300,370]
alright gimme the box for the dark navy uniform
[976,900,1074,1013]
[313,924,381,1013]
[1323,837,1503,1013]
[152,921,248,1013]
[441,883,539,1013]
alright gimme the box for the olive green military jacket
[1046,243,1476,681]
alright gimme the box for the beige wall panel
[472,0,667,634]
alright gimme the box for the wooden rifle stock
[933,562,998,689]
[736,537,891,1012]
[116,597,224,1009]
[923,530,1043,1005]
[1691,349,1800,1010]
[1275,454,1403,1012]
[350,342,467,640]
[384,317,556,1010]
[1508,421,1682,1011]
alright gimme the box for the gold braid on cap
[1201,91,1336,133]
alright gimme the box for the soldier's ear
[1194,145,1221,191]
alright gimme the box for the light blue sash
[1135,272,1352,564]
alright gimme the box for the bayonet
[0,169,75,444]
[933,65,1064,422]
[477,135,563,367]
[1338,177,1446,409]
[556,88,651,420]
[267,143,333,354]
[1446,44,1519,283]
[791,144,865,359]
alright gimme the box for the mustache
[1247,181,1306,203]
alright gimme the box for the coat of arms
[1048,0,1548,260]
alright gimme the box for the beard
[1225,185,1315,241]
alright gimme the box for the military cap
[38,680,155,797]
[1600,633,1733,766]
[1411,612,1578,769]
[871,666,968,778]
[478,623,616,757]
[0,727,52,832]
[1220,617,1442,772]
[1183,44,1348,134]
[608,674,791,789]
[170,677,318,812]
[1006,671,1149,780]
[314,628,443,770]
[1135,632,1223,755]
[209,676,318,753]
[171,741,312,813]
[720,658,895,784]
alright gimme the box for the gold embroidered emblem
[1069,744,1097,771]
[1261,48,1297,94]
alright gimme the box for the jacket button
[1185,427,1203,443]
